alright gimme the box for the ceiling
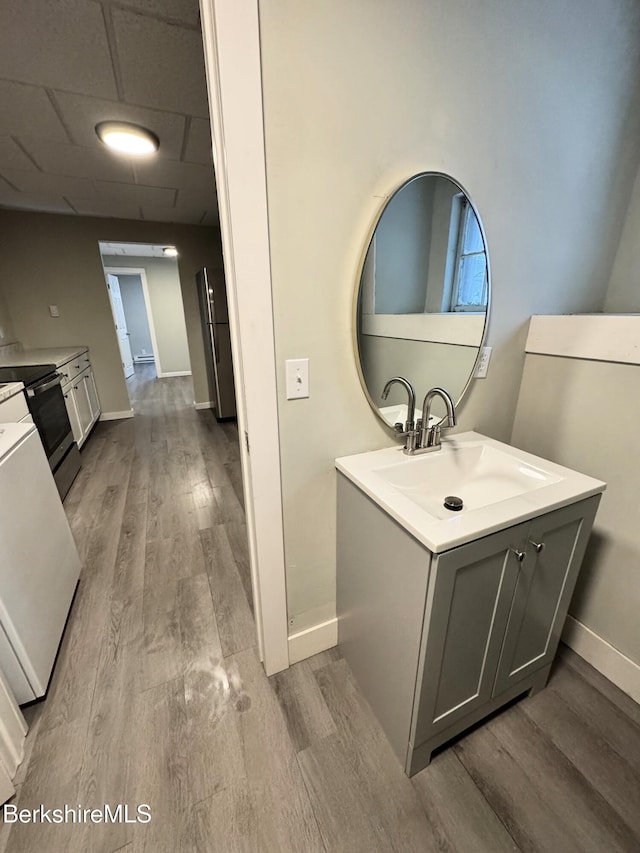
[0,0,218,226]
[99,241,178,256]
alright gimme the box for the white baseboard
[288,618,338,665]
[562,615,640,703]
[158,370,192,378]
[99,409,134,421]
[194,401,214,410]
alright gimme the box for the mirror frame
[352,171,492,429]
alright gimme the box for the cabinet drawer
[58,352,88,386]
[0,392,29,423]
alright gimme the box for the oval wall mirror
[354,172,490,427]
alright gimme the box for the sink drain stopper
[444,495,463,512]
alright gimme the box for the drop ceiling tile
[0,169,95,197]
[67,196,142,220]
[0,81,69,142]
[112,8,209,117]
[184,117,213,165]
[18,138,135,183]
[93,181,176,207]
[0,189,74,215]
[0,137,37,171]
[140,202,205,224]
[175,185,218,209]
[132,160,214,190]
[0,0,117,99]
[103,0,200,27]
[53,91,186,159]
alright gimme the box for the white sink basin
[336,432,605,552]
[373,442,563,519]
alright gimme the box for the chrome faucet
[381,377,418,452]
[419,387,457,452]
[382,379,456,455]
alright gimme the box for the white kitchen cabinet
[84,368,100,421]
[60,354,100,449]
[72,372,92,439]
[62,385,82,445]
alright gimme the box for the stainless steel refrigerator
[197,267,237,420]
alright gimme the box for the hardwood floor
[2,365,639,851]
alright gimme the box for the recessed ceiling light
[163,246,178,257]
[95,121,159,156]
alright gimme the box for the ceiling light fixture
[95,121,159,156]
[163,246,178,257]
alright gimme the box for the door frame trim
[200,0,289,674]
[103,266,163,377]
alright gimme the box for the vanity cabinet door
[412,522,528,747]
[493,495,600,696]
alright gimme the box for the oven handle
[27,374,63,397]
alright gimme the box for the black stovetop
[0,363,57,386]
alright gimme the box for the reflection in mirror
[356,173,490,427]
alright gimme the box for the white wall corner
[562,615,640,703]
[99,409,134,421]
[288,618,338,665]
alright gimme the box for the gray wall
[374,177,434,314]
[0,289,16,347]
[0,209,224,413]
[512,354,640,666]
[259,0,640,634]
[605,160,640,312]
[103,256,191,375]
[360,335,478,420]
[117,274,154,361]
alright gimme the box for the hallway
[1,368,639,852]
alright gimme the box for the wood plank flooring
[2,365,639,852]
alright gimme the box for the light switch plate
[475,346,492,378]
[49,304,60,318]
[285,358,309,399]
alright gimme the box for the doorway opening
[98,241,193,409]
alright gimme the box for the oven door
[26,374,74,470]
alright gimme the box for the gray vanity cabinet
[410,496,600,773]
[492,497,599,695]
[336,472,601,777]
[410,522,529,747]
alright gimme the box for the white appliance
[0,671,26,803]
[0,423,80,704]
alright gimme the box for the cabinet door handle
[510,548,527,563]
[529,540,545,553]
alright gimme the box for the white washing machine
[0,423,80,704]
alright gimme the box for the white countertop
[0,382,25,404]
[336,431,606,553]
[0,346,88,369]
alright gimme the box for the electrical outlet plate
[475,346,492,378]
[49,304,60,318]
[285,358,309,399]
